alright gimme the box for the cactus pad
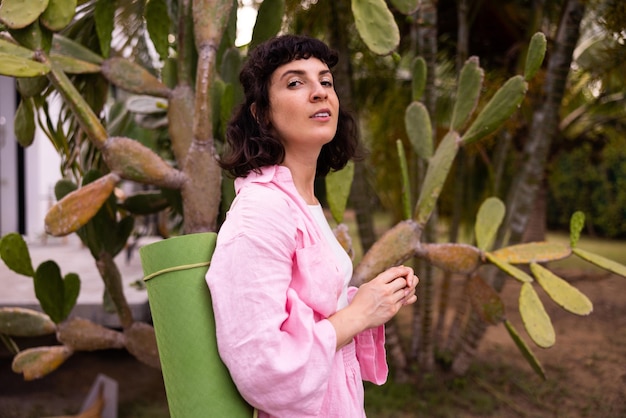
[0,232,35,277]
[0,38,35,58]
[326,161,354,224]
[519,282,555,348]
[0,307,56,337]
[0,0,49,29]
[388,0,420,15]
[124,322,161,369]
[40,0,77,31]
[34,261,80,323]
[467,274,505,324]
[490,241,571,264]
[504,320,546,380]
[485,253,533,283]
[101,57,171,98]
[352,220,421,285]
[414,131,460,224]
[51,33,104,64]
[103,136,184,188]
[57,317,125,350]
[569,211,585,247]
[530,263,592,316]
[45,172,120,236]
[461,75,527,145]
[12,345,73,380]
[405,101,433,159]
[417,243,481,274]
[50,53,101,74]
[0,52,50,77]
[15,98,36,148]
[450,56,483,131]
[524,32,546,81]
[572,248,626,278]
[475,197,505,251]
[351,0,399,55]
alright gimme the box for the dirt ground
[1,269,625,418]
[472,269,626,418]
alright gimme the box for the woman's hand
[328,265,418,350]
[351,265,418,329]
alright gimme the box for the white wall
[0,76,61,241]
[0,75,18,236]
[26,120,62,242]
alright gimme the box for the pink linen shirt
[206,165,388,418]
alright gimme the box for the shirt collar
[234,165,294,194]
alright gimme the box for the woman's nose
[311,82,328,101]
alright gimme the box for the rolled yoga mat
[140,232,254,418]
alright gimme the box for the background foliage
[0,0,625,402]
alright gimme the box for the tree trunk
[456,0,470,71]
[522,178,548,242]
[451,0,586,376]
[503,0,586,248]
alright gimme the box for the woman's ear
[251,102,270,128]
[250,103,258,122]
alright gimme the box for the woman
[206,34,418,417]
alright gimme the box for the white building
[0,76,62,241]
[0,76,150,325]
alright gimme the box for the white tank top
[308,204,353,310]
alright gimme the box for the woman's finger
[408,274,419,288]
[389,276,409,293]
[375,265,414,284]
[403,294,418,305]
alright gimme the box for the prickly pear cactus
[351,0,399,55]
[0,0,240,378]
[0,0,50,30]
[358,31,626,379]
[0,0,623,389]
[0,307,56,337]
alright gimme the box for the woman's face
[266,57,339,154]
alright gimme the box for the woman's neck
[281,157,318,205]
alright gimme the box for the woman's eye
[287,80,302,88]
[321,79,333,87]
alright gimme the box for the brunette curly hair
[219,34,361,178]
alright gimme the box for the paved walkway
[0,235,162,327]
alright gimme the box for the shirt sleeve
[206,188,337,416]
[347,286,388,385]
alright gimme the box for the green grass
[364,368,502,418]
[363,359,572,418]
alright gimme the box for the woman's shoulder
[227,182,297,231]
[224,165,305,234]
[236,181,291,210]
[218,185,298,247]
[233,166,298,211]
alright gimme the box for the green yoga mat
[140,233,254,418]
